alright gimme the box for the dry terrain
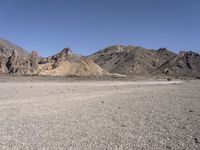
[0,77,200,150]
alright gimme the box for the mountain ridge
[89,45,200,78]
[0,37,29,56]
[0,38,200,78]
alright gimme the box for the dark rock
[188,110,195,113]
[121,124,127,127]
[89,45,200,78]
[195,138,199,144]
[167,78,172,81]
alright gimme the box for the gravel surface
[0,79,200,150]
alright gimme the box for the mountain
[155,51,200,77]
[89,46,175,76]
[89,45,200,78]
[1,37,200,78]
[0,37,29,56]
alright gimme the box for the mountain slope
[155,51,200,77]
[0,37,29,56]
[89,45,200,77]
[89,46,176,76]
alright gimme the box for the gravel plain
[0,77,200,150]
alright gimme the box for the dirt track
[0,79,200,150]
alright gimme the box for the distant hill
[89,45,200,78]
[0,37,29,56]
[155,51,200,77]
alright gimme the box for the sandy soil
[0,77,200,150]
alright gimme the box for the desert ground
[0,76,200,150]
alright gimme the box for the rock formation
[0,48,9,73]
[38,48,108,77]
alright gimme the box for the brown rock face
[0,48,9,73]
[3,49,39,75]
[38,48,107,77]
[0,46,107,77]
[15,51,39,75]
[6,49,19,73]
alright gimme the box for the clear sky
[0,0,199,56]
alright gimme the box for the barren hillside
[0,37,29,56]
[89,46,200,78]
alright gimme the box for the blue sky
[0,0,199,56]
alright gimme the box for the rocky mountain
[0,41,110,77]
[0,37,29,56]
[89,45,200,78]
[155,51,200,77]
[0,38,111,77]
[1,38,200,78]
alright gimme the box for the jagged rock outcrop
[38,48,108,77]
[0,38,31,74]
[0,48,9,73]
[15,51,40,75]
[0,44,109,77]
[0,46,39,75]
[6,49,19,73]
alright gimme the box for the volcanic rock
[89,45,176,76]
[157,51,200,77]
[89,45,200,78]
